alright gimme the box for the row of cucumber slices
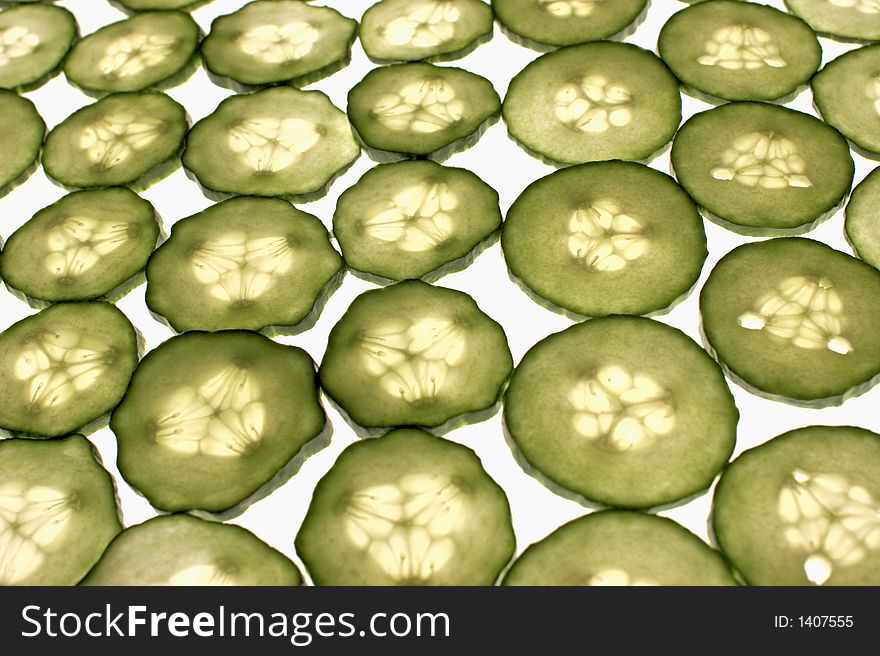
[5,420,877,586]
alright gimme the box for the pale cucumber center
[227,117,320,173]
[45,216,129,279]
[554,75,633,134]
[345,473,463,582]
[0,483,73,585]
[13,329,111,411]
[364,181,458,252]
[538,0,603,19]
[361,316,466,402]
[167,563,237,586]
[863,75,880,116]
[567,200,647,271]
[710,132,811,189]
[190,232,294,303]
[237,21,319,64]
[153,365,266,458]
[737,276,853,355]
[0,26,40,67]
[383,1,460,48]
[79,113,164,170]
[697,25,787,71]
[778,469,880,585]
[568,366,675,452]
[373,79,464,134]
[828,0,880,15]
[99,32,177,78]
[587,568,659,586]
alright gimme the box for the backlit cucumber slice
[320,280,512,433]
[0,435,121,585]
[845,165,880,268]
[503,41,681,165]
[785,0,880,42]
[700,238,880,405]
[296,428,515,585]
[0,3,77,91]
[145,196,342,332]
[183,86,359,200]
[332,160,501,282]
[713,425,880,585]
[0,90,43,196]
[502,161,707,317]
[0,302,140,438]
[503,510,736,586]
[671,102,854,233]
[504,316,738,509]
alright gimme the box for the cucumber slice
[0,188,160,304]
[183,87,359,201]
[713,425,880,586]
[0,90,43,197]
[503,42,681,165]
[82,514,301,585]
[502,161,707,318]
[671,102,854,234]
[320,280,512,433]
[360,0,493,63]
[700,238,880,405]
[201,1,356,90]
[813,44,880,156]
[114,0,214,11]
[846,166,880,268]
[145,196,342,332]
[0,435,121,586]
[296,428,515,585]
[110,331,326,513]
[0,302,139,438]
[346,62,500,161]
[64,11,200,94]
[658,1,821,102]
[0,4,77,91]
[43,91,187,190]
[504,316,737,509]
[503,510,736,586]
[332,160,501,282]
[784,0,880,42]
[492,0,647,49]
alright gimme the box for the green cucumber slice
[43,91,187,190]
[82,514,301,586]
[332,160,501,282]
[503,510,736,586]
[504,315,738,509]
[201,0,356,89]
[813,44,880,156]
[360,0,493,63]
[0,188,160,303]
[320,280,512,433]
[700,238,880,405]
[64,10,200,94]
[658,0,821,102]
[713,425,880,586]
[296,428,515,585]
[503,41,681,165]
[346,62,500,161]
[0,90,43,196]
[502,161,707,317]
[114,0,214,11]
[0,302,140,438]
[0,435,121,586]
[110,331,326,513]
[671,102,854,233]
[846,166,880,269]
[492,0,647,49]
[183,87,359,200]
[785,0,880,42]
[145,196,342,332]
[0,4,77,91]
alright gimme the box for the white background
[2,0,879,582]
